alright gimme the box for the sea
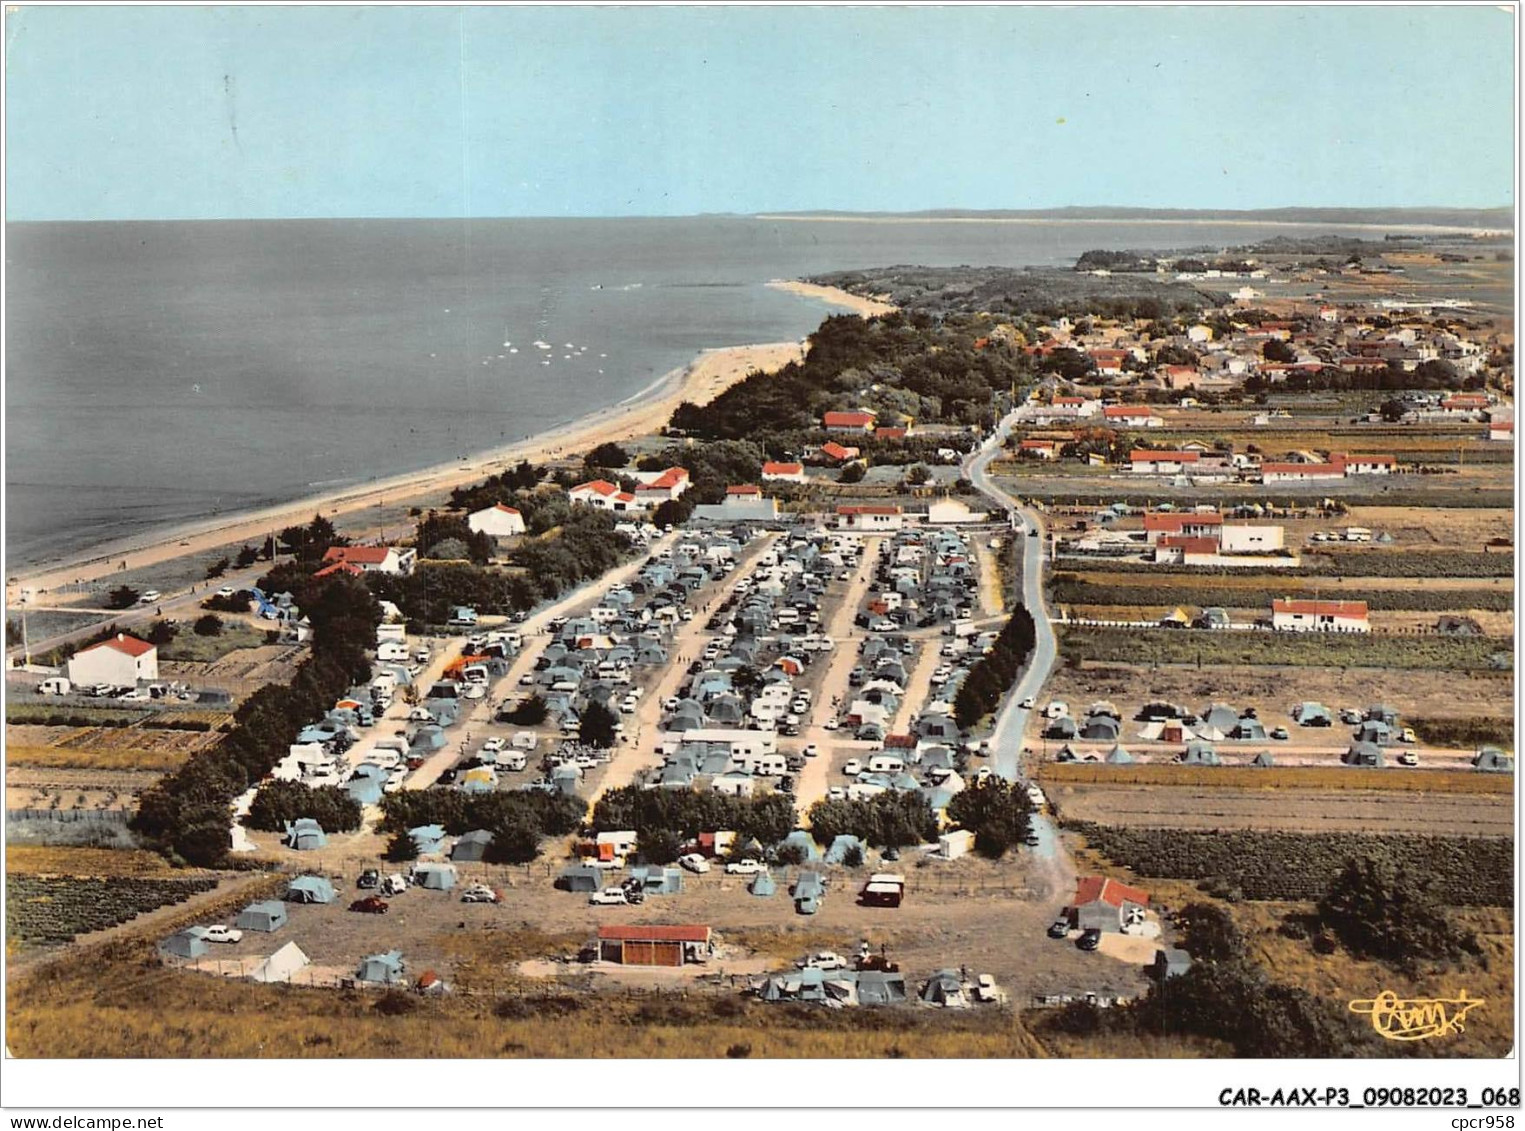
[2,215,1434,569]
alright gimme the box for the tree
[584,441,629,469]
[905,463,932,486]
[1315,856,1482,971]
[945,778,1032,858]
[235,544,260,569]
[1262,338,1296,363]
[580,701,619,749]
[107,586,140,610]
[499,693,548,726]
[385,831,419,862]
[144,620,178,647]
[426,537,470,561]
[839,462,866,484]
[193,614,224,637]
[637,828,681,865]
[205,557,230,580]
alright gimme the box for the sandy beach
[766,279,898,319]
[6,340,806,602]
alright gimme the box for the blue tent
[412,862,457,891]
[234,900,289,932]
[451,830,494,862]
[1473,747,1514,773]
[284,818,327,851]
[161,927,209,959]
[557,864,603,893]
[356,950,406,985]
[628,866,683,895]
[286,875,336,904]
[778,830,822,862]
[345,775,384,806]
[749,871,777,897]
[824,835,866,865]
[408,824,447,855]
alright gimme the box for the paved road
[960,411,1070,860]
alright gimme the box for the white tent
[1136,721,1165,742]
[250,941,310,984]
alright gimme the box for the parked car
[1018,696,1035,709]
[1270,726,1290,740]
[202,925,243,944]
[1047,919,1071,939]
[1397,750,1419,767]
[796,951,847,971]
[724,858,765,876]
[216,586,236,599]
[1076,928,1102,952]
[138,590,161,604]
[588,887,629,906]
[460,883,499,904]
[803,743,819,758]
[1024,830,1042,847]
[678,853,711,874]
[349,897,389,914]
[481,737,505,754]
[843,758,862,776]
[357,869,380,889]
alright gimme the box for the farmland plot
[6,875,221,948]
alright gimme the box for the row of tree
[376,788,587,865]
[130,573,382,866]
[804,791,939,849]
[952,606,1038,729]
[245,780,362,834]
[590,785,796,847]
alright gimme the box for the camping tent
[1292,702,1331,726]
[1251,751,1275,767]
[234,901,289,932]
[557,864,604,893]
[919,969,970,1008]
[285,875,336,904]
[1201,704,1240,733]
[777,830,822,862]
[284,818,327,851]
[1473,747,1514,773]
[856,970,909,1005]
[356,950,406,985]
[1044,717,1078,740]
[824,835,866,865]
[1230,719,1267,741]
[161,927,209,959]
[1079,716,1120,741]
[412,862,457,891]
[749,871,777,897]
[1343,741,1385,768]
[1181,742,1220,766]
[408,824,447,855]
[1104,744,1134,765]
[451,830,495,862]
[251,941,311,984]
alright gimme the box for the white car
[822,718,840,731]
[116,688,152,702]
[803,744,820,758]
[827,786,847,801]
[663,697,680,712]
[678,853,711,874]
[138,590,162,604]
[216,586,236,599]
[202,925,243,944]
[1019,697,1035,710]
[797,950,847,971]
[588,887,629,906]
[481,737,506,754]
[460,883,499,903]
[723,858,765,876]
[843,758,862,776]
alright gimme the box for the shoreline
[6,339,807,601]
[766,279,898,318]
[754,214,1510,236]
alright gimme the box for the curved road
[962,411,1060,826]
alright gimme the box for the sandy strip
[7,341,805,602]
[766,279,898,318]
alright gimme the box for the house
[822,410,877,433]
[1089,349,1129,376]
[285,875,336,904]
[1129,450,1199,475]
[1142,511,1222,544]
[1440,393,1491,417]
[1489,420,1514,443]
[356,950,407,985]
[320,545,416,576]
[815,440,862,465]
[1340,454,1396,476]
[1271,598,1370,633]
[569,479,642,512]
[837,505,903,532]
[633,467,691,503]
[761,461,807,483]
[1260,460,1345,484]
[596,924,713,966]
[1103,405,1162,428]
[466,503,526,538]
[1066,876,1150,933]
[1018,439,1059,460]
[67,633,158,687]
[1155,535,1221,566]
[1219,524,1285,554]
[234,901,289,933]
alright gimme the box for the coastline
[6,339,806,601]
[766,279,898,318]
[754,214,1509,236]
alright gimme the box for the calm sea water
[5,215,1393,567]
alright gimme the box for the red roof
[877,426,908,439]
[1144,511,1222,532]
[1070,876,1149,910]
[597,925,711,943]
[313,561,365,578]
[82,633,155,658]
[819,441,859,461]
[762,461,804,475]
[837,505,902,516]
[726,485,762,496]
[1443,394,1490,407]
[823,410,876,427]
[1130,450,1199,463]
[1492,421,1514,432]
[1343,454,1395,465]
[490,503,521,515]
[1273,598,1369,618]
[322,545,393,565]
[1020,439,1058,450]
[1052,396,1086,406]
[637,467,689,491]
[1104,405,1155,418]
[571,479,621,497]
[1089,348,1128,363]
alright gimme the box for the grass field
[3,847,194,876]
[157,622,268,663]
[1057,627,1510,671]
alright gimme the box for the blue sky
[4,5,1514,220]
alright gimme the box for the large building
[320,545,417,575]
[67,633,158,687]
[466,503,526,538]
[632,467,691,504]
[822,410,877,433]
[836,504,904,532]
[569,479,642,512]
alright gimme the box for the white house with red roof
[1339,454,1396,476]
[1271,598,1370,633]
[822,409,877,433]
[1259,460,1345,484]
[1440,393,1492,417]
[1489,420,1514,443]
[813,440,861,465]
[466,503,526,538]
[1018,438,1060,460]
[836,504,903,531]
[1103,405,1163,428]
[320,545,417,576]
[1066,875,1150,933]
[67,633,158,687]
[761,461,806,483]
[632,467,691,503]
[569,479,643,512]
[1142,511,1222,544]
[1129,450,1199,475]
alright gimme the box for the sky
[3,5,1515,221]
